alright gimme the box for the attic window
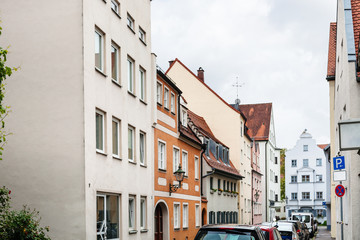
[181,110,187,127]
[215,145,219,160]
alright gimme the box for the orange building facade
[154,68,206,240]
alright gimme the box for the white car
[273,221,299,240]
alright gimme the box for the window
[275,194,278,202]
[182,150,188,176]
[302,175,310,182]
[174,203,180,229]
[97,194,119,239]
[139,27,146,43]
[218,179,221,189]
[316,158,322,166]
[95,29,104,71]
[127,56,135,94]
[291,159,297,167]
[291,192,298,200]
[129,196,136,229]
[275,157,278,164]
[316,174,323,182]
[303,159,309,167]
[127,13,134,31]
[111,0,120,15]
[181,110,187,126]
[291,176,297,183]
[173,147,180,172]
[303,145,308,152]
[170,93,175,113]
[195,156,199,179]
[302,192,310,200]
[223,180,226,191]
[195,204,200,227]
[140,197,146,230]
[96,110,105,152]
[164,87,169,109]
[139,132,146,165]
[204,139,209,156]
[183,203,188,228]
[139,67,146,101]
[112,118,120,157]
[227,181,229,191]
[128,126,135,161]
[275,175,278,183]
[156,82,162,104]
[158,141,166,170]
[234,183,236,192]
[111,43,120,82]
[210,177,213,190]
[316,192,323,199]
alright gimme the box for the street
[315,226,333,240]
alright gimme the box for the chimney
[197,67,204,82]
[169,60,174,67]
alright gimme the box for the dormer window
[204,139,209,156]
[215,145,219,160]
[181,110,187,127]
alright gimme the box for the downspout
[251,170,254,224]
[265,141,268,221]
[200,143,209,197]
[177,94,181,132]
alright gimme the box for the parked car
[194,224,266,240]
[290,212,314,237]
[299,222,310,240]
[259,225,283,240]
[273,221,299,240]
[278,220,305,240]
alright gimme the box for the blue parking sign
[333,156,345,170]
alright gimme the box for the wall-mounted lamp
[169,164,185,196]
[338,119,360,154]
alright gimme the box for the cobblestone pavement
[314,226,332,240]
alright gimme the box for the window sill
[140,163,147,168]
[158,168,167,172]
[171,111,176,115]
[128,91,136,98]
[129,160,136,165]
[301,199,312,201]
[139,38,147,46]
[128,25,136,34]
[112,9,121,19]
[96,150,107,156]
[140,99,147,105]
[95,67,107,77]
[112,79,122,88]
[140,229,148,233]
[174,228,180,231]
[129,229,138,234]
[113,155,122,160]
[157,102,163,106]
[164,107,170,111]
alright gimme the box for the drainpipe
[265,141,268,221]
[200,143,208,197]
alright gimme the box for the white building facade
[285,130,328,223]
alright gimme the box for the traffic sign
[333,170,347,181]
[333,156,345,170]
[322,201,326,206]
[335,184,345,197]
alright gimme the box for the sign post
[335,183,345,240]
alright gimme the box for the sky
[151,0,337,149]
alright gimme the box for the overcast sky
[151,0,337,149]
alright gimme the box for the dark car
[194,224,266,240]
[299,222,310,240]
[259,225,283,240]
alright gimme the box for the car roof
[200,224,259,230]
[274,222,294,232]
[259,225,277,232]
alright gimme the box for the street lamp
[169,164,185,196]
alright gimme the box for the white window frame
[111,42,120,83]
[97,193,120,240]
[182,150,188,176]
[139,27,146,43]
[170,92,175,113]
[158,140,166,170]
[128,125,135,162]
[112,117,121,158]
[181,109,187,126]
[111,0,120,15]
[316,158,322,166]
[182,203,189,228]
[316,174,323,182]
[96,109,105,153]
[95,28,105,72]
[291,192,298,200]
[164,87,169,109]
[194,156,199,180]
[291,175,297,183]
[140,196,147,230]
[195,204,200,227]
[127,56,135,94]
[129,195,136,230]
[303,145,308,152]
[291,159,297,167]
[316,192,323,199]
[302,192,310,200]
[157,82,162,104]
[302,175,310,182]
[139,67,146,101]
[173,146,180,172]
[173,203,180,229]
[139,131,146,166]
[303,159,309,167]
[127,13,134,30]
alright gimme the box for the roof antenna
[232,77,244,104]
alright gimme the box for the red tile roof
[327,22,337,78]
[317,144,329,150]
[238,103,272,141]
[204,151,243,179]
[179,124,201,145]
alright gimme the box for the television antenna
[232,77,245,104]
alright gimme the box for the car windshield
[260,230,269,240]
[292,215,310,223]
[195,230,257,240]
[279,231,292,237]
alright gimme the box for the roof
[200,224,259,230]
[326,22,336,80]
[317,144,329,150]
[179,124,201,145]
[238,103,273,141]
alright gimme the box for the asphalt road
[315,226,332,240]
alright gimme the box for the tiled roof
[187,110,219,144]
[352,0,360,61]
[179,124,201,145]
[317,144,329,150]
[327,22,337,78]
[204,151,243,179]
[238,103,272,141]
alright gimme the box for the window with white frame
[164,87,169,109]
[156,82,162,104]
[158,141,166,170]
[97,194,119,239]
[112,118,120,157]
[302,175,310,182]
[140,197,147,230]
[181,109,187,126]
[129,196,136,230]
[173,147,180,172]
[96,110,105,152]
[139,131,146,165]
[95,28,104,71]
[215,145,219,160]
[316,174,323,182]
[316,192,323,199]
[111,43,120,82]
[170,92,175,113]
[111,0,120,15]
[139,67,146,101]
[174,203,180,229]
[303,159,309,167]
[302,192,310,200]
[139,27,146,43]
[194,156,199,179]
[183,203,188,228]
[127,56,135,94]
[291,176,297,183]
[291,192,298,200]
[195,204,200,227]
[128,126,135,161]
[303,145,308,152]
[291,159,297,167]
[127,13,134,31]
[316,158,322,166]
[182,150,188,176]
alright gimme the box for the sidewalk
[315,226,333,240]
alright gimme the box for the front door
[155,205,163,240]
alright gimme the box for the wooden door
[154,205,163,240]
